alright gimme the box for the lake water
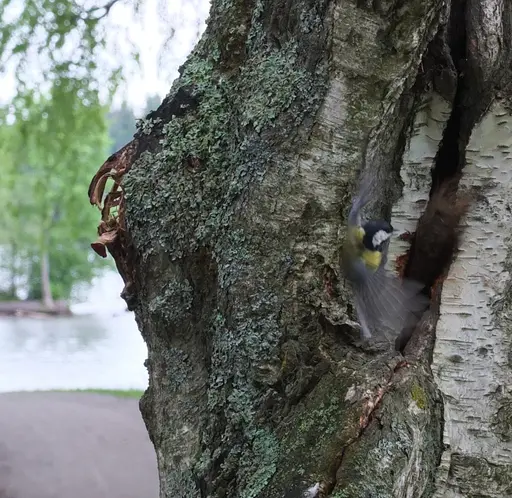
[0,272,149,393]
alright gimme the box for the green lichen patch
[209,0,255,71]
[159,346,193,393]
[238,43,313,133]
[147,277,193,324]
[199,298,283,492]
[160,468,201,498]
[124,38,323,262]
[411,382,427,409]
[261,371,361,497]
[239,429,280,498]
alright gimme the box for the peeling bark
[90,0,512,496]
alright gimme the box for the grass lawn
[51,388,144,399]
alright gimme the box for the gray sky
[109,0,211,112]
[2,0,211,114]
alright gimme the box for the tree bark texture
[94,0,512,496]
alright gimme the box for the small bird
[341,177,429,341]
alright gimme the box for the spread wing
[348,134,374,228]
[353,267,428,340]
[348,174,373,228]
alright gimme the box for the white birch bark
[432,101,512,497]
[386,92,452,274]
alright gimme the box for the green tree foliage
[0,0,132,99]
[0,84,112,301]
[0,0,166,302]
[0,0,129,302]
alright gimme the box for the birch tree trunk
[90,0,512,496]
[41,251,55,310]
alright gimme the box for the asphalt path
[0,392,159,498]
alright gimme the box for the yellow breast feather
[361,249,381,271]
[349,225,365,244]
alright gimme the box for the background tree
[0,84,161,305]
[0,84,111,305]
[0,0,123,305]
[89,0,512,497]
[0,122,29,300]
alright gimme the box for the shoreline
[2,389,145,398]
[49,388,144,398]
[0,299,72,318]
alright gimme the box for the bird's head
[361,220,394,251]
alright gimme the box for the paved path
[0,392,158,498]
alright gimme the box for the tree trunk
[41,251,55,310]
[91,0,512,496]
[9,241,17,299]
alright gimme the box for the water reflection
[6,315,108,353]
[0,312,149,393]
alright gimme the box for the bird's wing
[348,175,373,228]
[348,134,373,227]
[354,268,428,338]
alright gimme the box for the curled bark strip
[91,230,118,258]
[88,139,138,292]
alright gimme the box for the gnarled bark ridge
[90,0,512,496]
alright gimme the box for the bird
[340,176,429,342]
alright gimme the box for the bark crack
[323,360,410,496]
